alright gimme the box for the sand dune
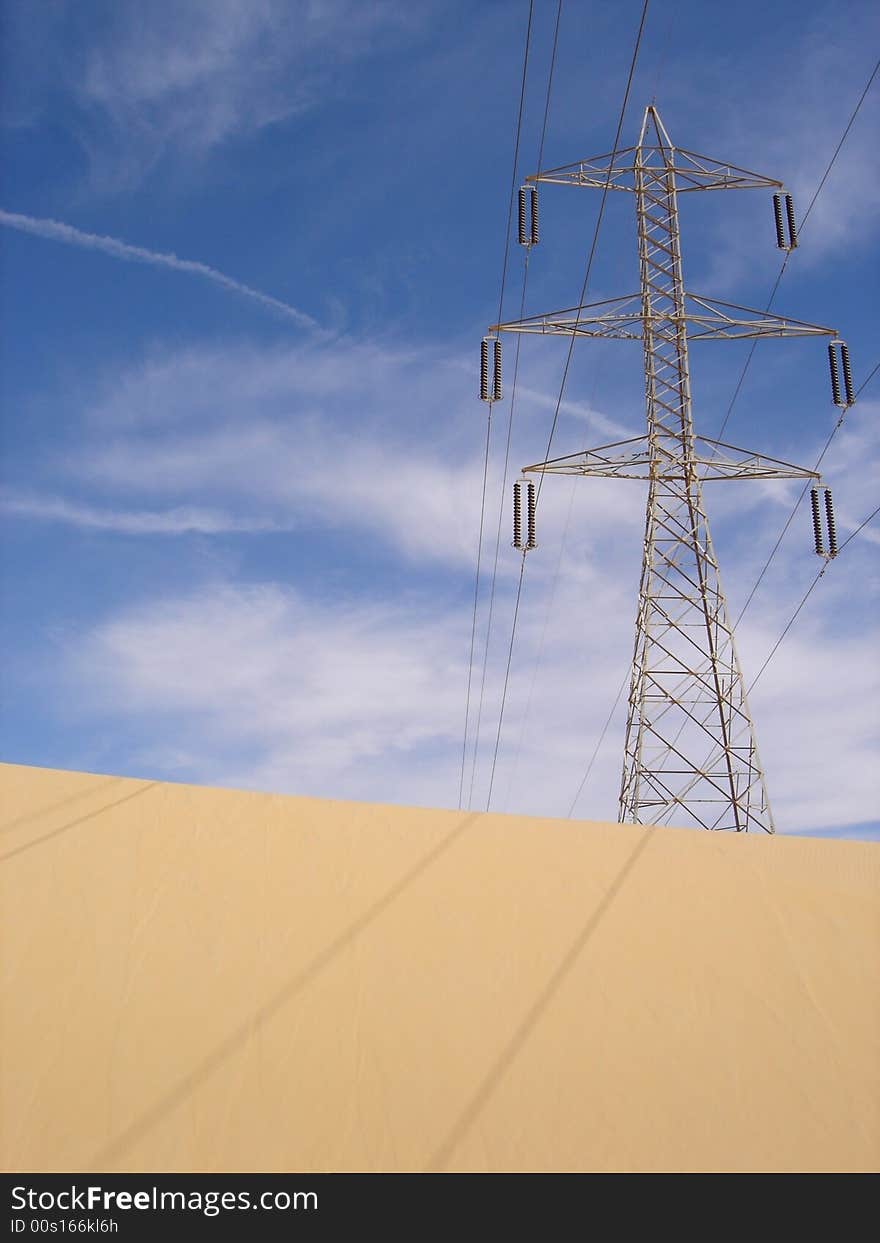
[1,760,877,1172]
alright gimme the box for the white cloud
[514,385,636,441]
[740,606,880,832]
[67,581,470,807]
[69,0,424,183]
[0,209,319,329]
[17,338,879,835]
[26,338,628,570]
[0,494,282,535]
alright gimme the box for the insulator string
[810,487,825,556]
[772,193,786,249]
[840,343,855,407]
[828,342,843,407]
[784,193,798,248]
[529,185,540,245]
[824,488,838,557]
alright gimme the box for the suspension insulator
[518,187,528,246]
[480,338,490,402]
[840,343,855,406]
[824,488,838,557]
[513,481,523,549]
[529,185,539,245]
[526,480,537,549]
[772,194,786,249]
[828,342,843,407]
[493,338,503,402]
[810,487,825,556]
[784,193,798,249]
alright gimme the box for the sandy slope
[1,760,877,1172]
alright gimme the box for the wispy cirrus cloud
[0,494,284,536]
[66,581,471,806]
[0,208,320,329]
[82,0,418,142]
[19,337,631,570]
[4,0,427,187]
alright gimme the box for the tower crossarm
[683,296,836,340]
[492,294,642,340]
[528,152,782,193]
[527,146,642,192]
[492,294,836,342]
[528,110,784,196]
[522,436,822,482]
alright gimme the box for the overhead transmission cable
[466,0,563,809]
[501,381,605,814]
[458,0,535,809]
[734,360,878,627]
[649,0,677,105]
[467,268,531,807]
[714,54,878,445]
[484,0,652,812]
[566,670,629,818]
[747,499,880,688]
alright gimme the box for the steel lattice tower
[493,106,842,832]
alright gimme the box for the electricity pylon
[494,105,841,832]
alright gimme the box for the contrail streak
[0,208,320,330]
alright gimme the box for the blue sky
[1,0,878,839]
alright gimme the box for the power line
[733,359,877,628]
[649,0,677,104]
[713,54,878,445]
[459,418,494,809]
[484,0,652,812]
[567,668,629,818]
[467,265,531,807]
[465,0,562,809]
[459,0,535,809]
[748,499,880,689]
[856,359,879,395]
[501,386,605,814]
[535,0,563,177]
